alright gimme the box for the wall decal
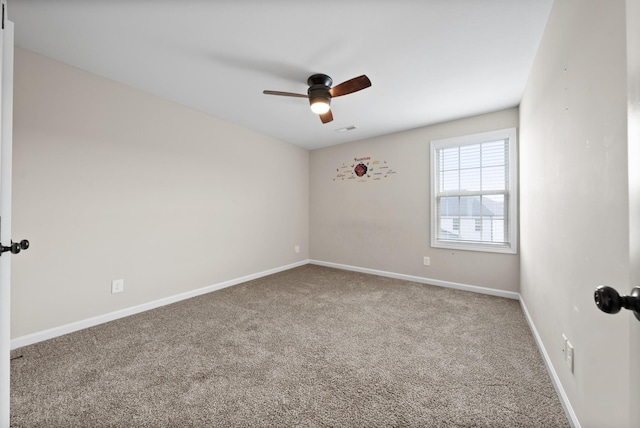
[334,156,397,182]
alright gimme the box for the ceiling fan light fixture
[310,97,331,114]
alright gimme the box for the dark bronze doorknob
[594,285,640,321]
[0,239,29,255]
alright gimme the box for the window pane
[459,196,480,241]
[459,195,480,217]
[440,147,459,171]
[440,170,459,192]
[459,144,480,169]
[482,219,505,243]
[439,196,459,217]
[482,166,505,191]
[460,167,480,191]
[480,195,507,244]
[481,140,506,167]
[438,196,459,239]
[482,194,505,218]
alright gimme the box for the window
[430,127,517,254]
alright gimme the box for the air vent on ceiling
[335,125,358,133]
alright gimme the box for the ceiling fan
[263,74,372,124]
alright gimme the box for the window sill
[431,239,518,254]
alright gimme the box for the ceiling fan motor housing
[308,74,333,108]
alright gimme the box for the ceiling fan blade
[330,75,371,97]
[320,109,333,124]
[262,90,308,98]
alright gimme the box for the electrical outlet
[111,279,124,294]
[562,334,568,358]
[294,246,300,253]
[423,256,430,266]
[566,341,574,373]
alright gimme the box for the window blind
[435,139,509,245]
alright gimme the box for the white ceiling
[9,0,554,150]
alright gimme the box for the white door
[629,0,640,425]
[0,1,14,426]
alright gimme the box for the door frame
[0,0,14,425]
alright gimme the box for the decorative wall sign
[334,156,397,182]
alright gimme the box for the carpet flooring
[10,264,570,427]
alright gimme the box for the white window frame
[430,127,518,254]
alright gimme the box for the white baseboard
[11,260,309,350]
[309,259,520,300]
[519,298,580,428]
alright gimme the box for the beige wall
[11,48,309,338]
[309,109,519,293]
[520,1,633,426]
